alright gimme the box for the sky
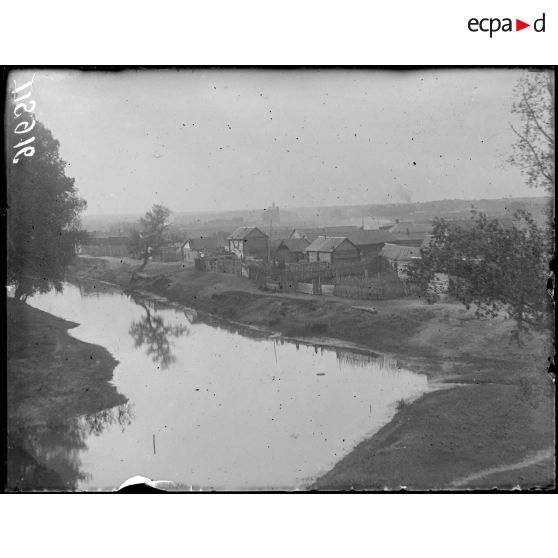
[9,68,547,215]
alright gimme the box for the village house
[273,238,310,263]
[346,229,398,260]
[182,236,220,262]
[387,221,432,247]
[380,243,422,278]
[289,226,359,243]
[227,226,269,261]
[303,236,359,264]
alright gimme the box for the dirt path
[451,448,555,488]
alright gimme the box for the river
[23,281,431,490]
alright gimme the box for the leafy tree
[509,71,555,194]
[7,119,87,301]
[130,204,171,269]
[408,211,551,342]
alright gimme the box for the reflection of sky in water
[23,282,430,490]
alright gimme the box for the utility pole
[268,217,272,264]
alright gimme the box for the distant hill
[82,196,551,232]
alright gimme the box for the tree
[408,211,551,342]
[509,71,555,194]
[7,119,87,301]
[130,204,171,270]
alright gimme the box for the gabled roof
[304,236,356,253]
[276,238,310,252]
[290,227,325,242]
[380,243,421,261]
[228,226,267,240]
[346,229,398,246]
[183,237,219,250]
[269,239,283,254]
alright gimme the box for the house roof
[183,237,219,250]
[304,236,356,253]
[276,238,310,252]
[389,221,433,235]
[380,243,422,261]
[290,228,323,242]
[346,229,398,246]
[269,239,283,254]
[268,227,296,240]
[228,226,267,240]
[291,226,359,242]
[390,231,429,242]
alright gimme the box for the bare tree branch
[510,123,554,184]
[521,92,554,146]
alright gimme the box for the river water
[21,282,430,490]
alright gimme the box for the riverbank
[7,297,126,491]
[68,256,555,490]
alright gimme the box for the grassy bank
[7,297,126,491]
[69,256,555,490]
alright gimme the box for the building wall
[331,240,359,265]
[228,239,245,259]
[229,236,268,260]
[356,243,385,260]
[183,248,200,262]
[244,236,268,260]
[275,248,304,263]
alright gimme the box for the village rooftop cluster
[80,202,522,301]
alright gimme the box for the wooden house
[273,238,310,263]
[227,227,269,261]
[182,236,219,262]
[380,243,421,278]
[290,226,359,243]
[388,221,433,247]
[346,229,398,260]
[303,236,359,265]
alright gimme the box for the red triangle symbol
[516,19,530,31]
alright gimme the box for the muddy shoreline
[6,298,127,491]
[61,257,556,489]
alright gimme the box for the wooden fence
[194,254,416,300]
[194,255,242,275]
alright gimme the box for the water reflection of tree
[336,349,398,370]
[7,403,134,491]
[82,402,135,436]
[128,299,189,369]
